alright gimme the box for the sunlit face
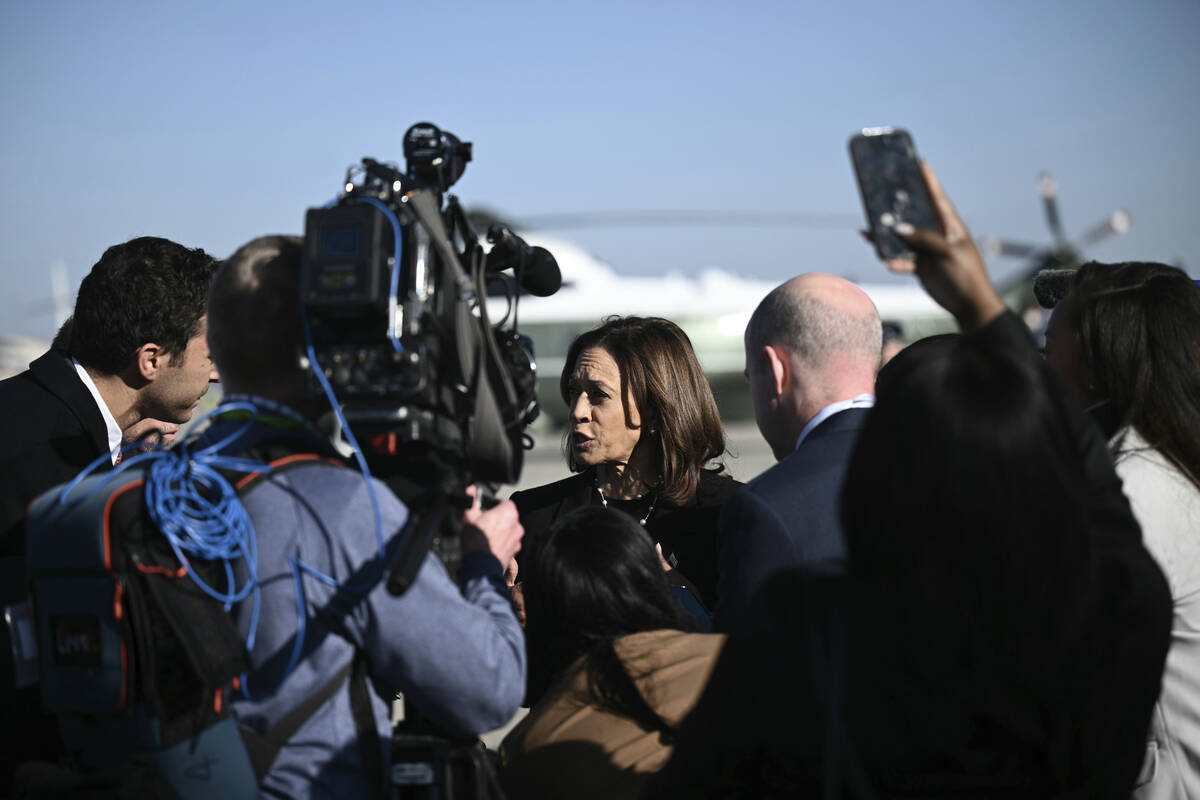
[1044,294,1089,403]
[143,316,220,423]
[566,346,642,469]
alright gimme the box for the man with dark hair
[713,273,881,631]
[0,236,219,555]
[204,235,524,798]
[0,235,218,790]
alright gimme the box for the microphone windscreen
[1033,269,1076,309]
[521,247,562,297]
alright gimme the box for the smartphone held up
[849,127,938,261]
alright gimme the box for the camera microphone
[486,224,562,297]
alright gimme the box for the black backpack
[20,454,384,800]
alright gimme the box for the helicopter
[477,171,1134,425]
[473,209,952,425]
[982,171,1133,315]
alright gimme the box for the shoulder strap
[349,653,387,800]
[234,457,387,798]
[239,660,354,779]
[240,655,386,797]
[234,452,343,493]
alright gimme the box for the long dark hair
[1067,261,1200,491]
[560,316,726,505]
[841,334,1093,683]
[522,506,694,739]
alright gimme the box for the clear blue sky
[2,0,1197,340]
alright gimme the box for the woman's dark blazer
[511,467,741,610]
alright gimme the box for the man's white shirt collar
[795,394,875,451]
[72,358,122,465]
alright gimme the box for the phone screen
[849,128,938,260]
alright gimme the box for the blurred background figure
[879,320,905,366]
[511,316,739,613]
[500,507,723,800]
[1042,260,1200,798]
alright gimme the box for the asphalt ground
[479,418,775,748]
[185,389,777,494]
[504,418,776,496]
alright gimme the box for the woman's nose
[571,395,589,421]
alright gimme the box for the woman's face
[566,346,643,469]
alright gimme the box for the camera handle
[386,481,468,596]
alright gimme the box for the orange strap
[135,562,188,578]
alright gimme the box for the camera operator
[204,235,525,798]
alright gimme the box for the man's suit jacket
[0,349,110,557]
[712,407,869,632]
[0,351,111,786]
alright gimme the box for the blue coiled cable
[56,403,268,653]
[352,194,406,357]
[55,394,394,700]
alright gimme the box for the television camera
[301,122,561,592]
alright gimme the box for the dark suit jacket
[712,406,869,632]
[511,467,741,610]
[0,349,111,557]
[0,351,111,785]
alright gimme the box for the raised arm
[884,162,1006,332]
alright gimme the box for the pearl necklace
[595,478,657,526]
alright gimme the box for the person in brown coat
[500,506,724,799]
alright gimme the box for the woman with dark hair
[1044,261,1200,797]
[511,316,739,610]
[646,163,1172,798]
[499,506,724,799]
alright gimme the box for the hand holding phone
[849,127,938,260]
[886,161,1008,331]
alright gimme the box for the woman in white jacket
[1044,261,1200,799]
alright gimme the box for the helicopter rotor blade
[1076,209,1134,249]
[980,236,1041,259]
[510,210,862,230]
[1038,172,1068,248]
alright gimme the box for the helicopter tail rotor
[1038,171,1069,248]
[1076,209,1133,250]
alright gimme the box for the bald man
[713,273,881,631]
